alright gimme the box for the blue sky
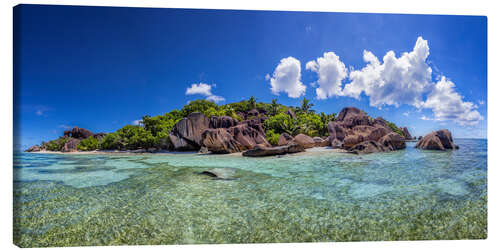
[14,5,487,149]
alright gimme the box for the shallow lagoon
[13,139,487,247]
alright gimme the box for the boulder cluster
[25,106,460,156]
[169,110,271,153]
[416,129,459,151]
[325,107,406,154]
[168,106,408,156]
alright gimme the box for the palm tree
[248,96,257,110]
[268,98,280,116]
[280,116,301,136]
[299,97,314,113]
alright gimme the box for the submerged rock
[200,168,238,180]
[348,141,387,154]
[242,143,305,157]
[378,132,406,151]
[416,129,459,151]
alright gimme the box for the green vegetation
[41,137,68,151]
[39,97,399,152]
[265,130,280,146]
[76,137,99,151]
[386,121,404,137]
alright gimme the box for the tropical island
[25,97,459,155]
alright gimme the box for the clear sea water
[13,139,487,247]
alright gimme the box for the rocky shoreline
[26,105,460,156]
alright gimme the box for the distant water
[13,139,487,247]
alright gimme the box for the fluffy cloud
[343,37,431,108]
[268,57,306,98]
[132,120,142,125]
[306,52,347,100]
[186,83,212,96]
[185,83,225,103]
[422,76,483,126]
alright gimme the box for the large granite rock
[293,134,316,148]
[313,137,330,147]
[228,124,270,149]
[25,145,41,152]
[348,141,388,154]
[169,112,211,151]
[378,132,406,151]
[242,143,305,157]
[201,128,245,154]
[63,130,71,138]
[71,127,93,139]
[62,138,80,152]
[336,107,371,128]
[327,121,346,142]
[209,116,238,129]
[416,129,459,151]
[278,133,293,146]
[400,127,413,140]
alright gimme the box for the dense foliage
[76,137,99,151]
[265,130,280,146]
[38,97,409,152]
[41,137,68,151]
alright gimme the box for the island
[25,97,458,155]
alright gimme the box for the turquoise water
[13,139,487,247]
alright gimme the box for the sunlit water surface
[13,139,487,247]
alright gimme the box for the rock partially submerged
[242,143,305,157]
[348,141,388,154]
[200,168,238,180]
[348,132,405,154]
[416,129,459,151]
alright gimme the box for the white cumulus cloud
[343,37,432,108]
[268,57,306,98]
[422,76,483,126]
[306,52,348,100]
[186,83,213,96]
[185,83,225,103]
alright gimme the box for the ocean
[13,139,487,247]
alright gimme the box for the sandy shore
[28,146,348,156]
